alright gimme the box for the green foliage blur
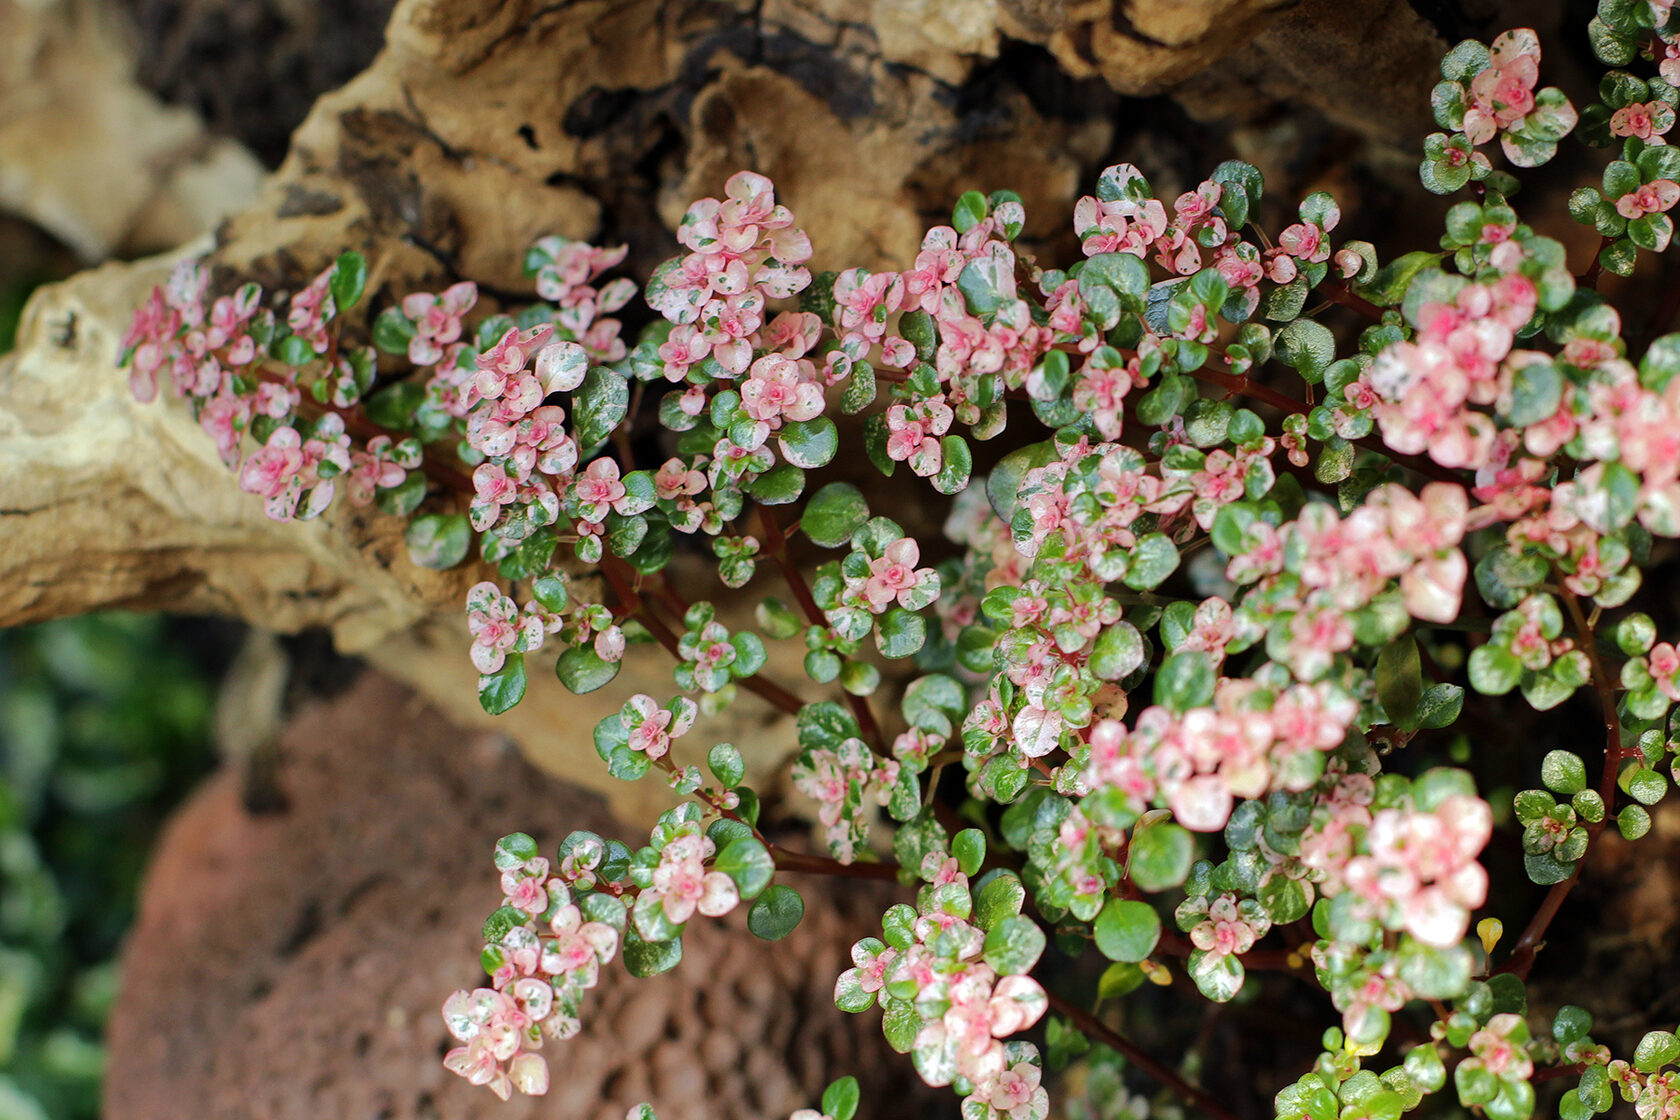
[0,614,219,1120]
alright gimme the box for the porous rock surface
[105,672,941,1120]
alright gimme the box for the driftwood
[0,0,1481,815]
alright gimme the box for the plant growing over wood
[120,5,1680,1116]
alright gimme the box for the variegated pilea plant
[120,5,1680,1118]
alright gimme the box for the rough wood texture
[1,0,1505,813]
[105,672,940,1120]
[0,0,265,262]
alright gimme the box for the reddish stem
[770,847,902,880]
[758,507,889,753]
[1318,278,1386,323]
[1500,588,1622,980]
[1578,237,1612,292]
[1044,990,1239,1120]
[1182,358,1460,484]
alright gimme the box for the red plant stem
[770,847,902,880]
[650,754,902,882]
[1182,358,1460,485]
[1044,990,1239,1120]
[648,573,693,620]
[594,549,814,715]
[1319,278,1386,322]
[258,360,815,719]
[1500,588,1624,980]
[757,507,889,753]
[1578,236,1612,292]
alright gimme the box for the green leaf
[707,742,745,788]
[374,471,427,517]
[478,653,526,715]
[1090,622,1145,681]
[1568,186,1605,226]
[556,645,620,694]
[1188,949,1245,1002]
[953,190,988,233]
[953,828,986,876]
[802,482,870,548]
[531,573,569,612]
[1507,360,1562,427]
[840,358,877,414]
[746,464,805,505]
[1098,962,1145,1001]
[1541,750,1587,796]
[1552,1005,1593,1046]
[575,366,629,449]
[1415,683,1465,730]
[1600,237,1639,278]
[957,258,1005,316]
[1129,821,1195,892]
[1524,851,1575,885]
[372,307,417,354]
[482,905,529,943]
[1259,874,1310,924]
[797,701,861,750]
[274,333,314,368]
[1629,213,1673,252]
[904,674,966,735]
[1275,319,1335,384]
[1359,251,1442,307]
[746,884,805,939]
[1440,39,1490,83]
[1154,651,1215,712]
[1376,635,1425,730]
[493,832,539,870]
[834,968,876,1013]
[822,1077,861,1120]
[1468,645,1521,696]
[973,871,1026,930]
[892,809,948,878]
[1093,898,1161,962]
[987,442,1057,521]
[899,310,937,361]
[882,997,919,1052]
[1134,372,1193,426]
[330,250,368,312]
[715,837,775,899]
[1123,533,1180,590]
[876,607,926,659]
[932,435,972,495]
[779,417,839,469]
[1395,939,1473,1000]
[1621,765,1667,806]
[1619,803,1652,839]
[1080,252,1151,303]
[405,513,471,569]
[1211,160,1263,228]
[982,914,1047,975]
[621,925,683,977]
[1635,1030,1680,1073]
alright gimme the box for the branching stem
[1044,990,1239,1120]
[1501,588,1623,980]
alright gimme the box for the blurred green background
[0,614,223,1120]
[3,244,227,1120]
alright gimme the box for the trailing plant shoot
[119,4,1680,1116]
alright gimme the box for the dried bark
[3,0,1520,813]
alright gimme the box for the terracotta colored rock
[105,672,944,1120]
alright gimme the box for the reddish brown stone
[106,672,946,1120]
